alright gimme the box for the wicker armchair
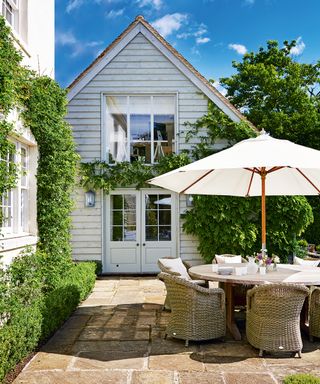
[159,272,226,346]
[158,257,206,310]
[212,254,248,264]
[309,287,320,342]
[246,284,309,357]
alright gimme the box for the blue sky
[55,0,320,91]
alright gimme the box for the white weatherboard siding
[67,33,207,264]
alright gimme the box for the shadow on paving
[13,276,320,384]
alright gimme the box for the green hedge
[283,374,320,384]
[0,252,96,382]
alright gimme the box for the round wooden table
[189,263,320,341]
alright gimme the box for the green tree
[220,40,320,149]
[220,39,320,245]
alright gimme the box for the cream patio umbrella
[148,132,320,252]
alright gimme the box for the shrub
[40,260,97,340]
[0,253,97,382]
[283,374,320,384]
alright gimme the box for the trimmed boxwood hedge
[283,374,320,384]
[0,251,97,382]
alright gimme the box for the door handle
[142,243,146,246]
[136,243,139,246]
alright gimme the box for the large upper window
[0,142,29,235]
[1,0,19,32]
[106,95,175,164]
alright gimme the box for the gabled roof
[67,15,254,127]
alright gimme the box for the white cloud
[194,24,208,37]
[136,0,163,10]
[213,81,227,96]
[176,22,210,46]
[228,43,247,55]
[290,37,306,56]
[151,13,188,38]
[66,0,85,13]
[196,37,210,45]
[191,46,200,56]
[56,29,104,58]
[105,8,124,18]
[56,31,77,45]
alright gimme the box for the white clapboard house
[67,16,249,274]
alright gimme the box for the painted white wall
[26,0,54,77]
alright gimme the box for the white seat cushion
[294,256,319,267]
[159,257,191,280]
[215,254,242,264]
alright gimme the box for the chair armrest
[182,259,204,270]
[246,287,255,310]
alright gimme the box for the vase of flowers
[272,255,280,271]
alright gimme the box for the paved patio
[13,276,320,384]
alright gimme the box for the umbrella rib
[267,166,285,174]
[296,168,320,194]
[180,169,214,194]
[246,169,255,197]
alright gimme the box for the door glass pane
[159,226,171,241]
[124,225,136,241]
[159,210,171,225]
[146,210,157,226]
[111,194,136,241]
[112,226,123,241]
[145,194,171,242]
[112,195,123,209]
[112,211,123,226]
[107,96,128,163]
[146,226,158,241]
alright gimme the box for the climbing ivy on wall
[0,16,78,266]
[0,18,24,225]
[22,78,79,263]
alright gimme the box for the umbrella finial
[260,129,268,136]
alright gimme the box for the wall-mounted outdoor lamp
[85,190,96,207]
[186,194,194,207]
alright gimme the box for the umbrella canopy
[148,132,320,251]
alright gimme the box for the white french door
[105,189,177,273]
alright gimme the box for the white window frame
[1,0,19,32]
[0,140,30,236]
[104,94,177,165]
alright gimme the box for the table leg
[225,282,241,341]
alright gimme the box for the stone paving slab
[13,276,320,384]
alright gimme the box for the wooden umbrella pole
[261,167,267,254]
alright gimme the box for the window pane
[112,211,122,226]
[153,96,175,114]
[124,226,136,241]
[157,195,171,209]
[21,189,28,231]
[112,226,123,241]
[130,114,151,141]
[146,210,157,225]
[112,195,123,210]
[146,226,158,241]
[159,226,171,241]
[107,96,128,163]
[131,142,151,163]
[20,147,27,187]
[159,210,171,225]
[124,211,136,226]
[145,194,158,210]
[124,194,136,210]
